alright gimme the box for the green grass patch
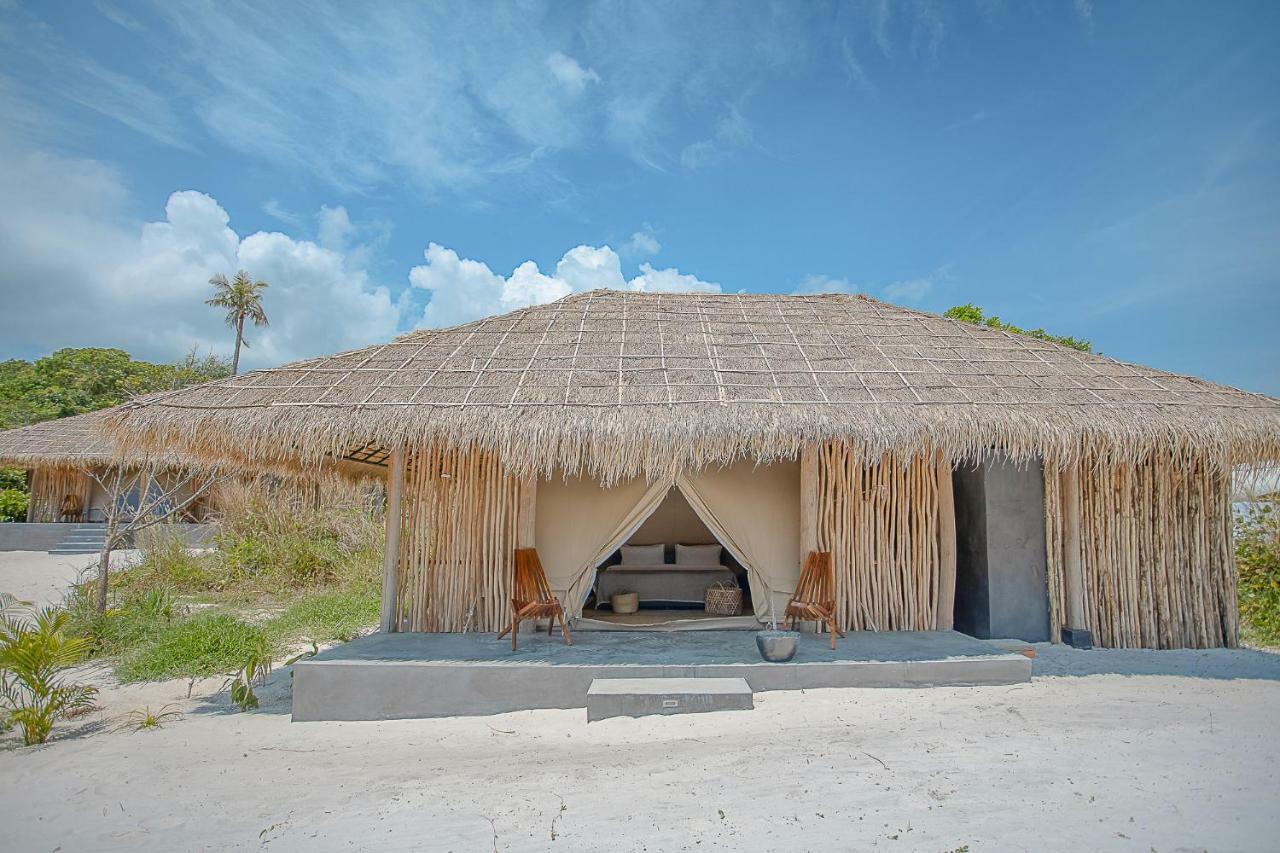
[265,588,380,647]
[116,612,270,682]
[1238,503,1280,647]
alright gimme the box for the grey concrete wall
[951,458,1051,642]
[0,523,74,551]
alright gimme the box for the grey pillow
[676,543,722,566]
[620,544,665,565]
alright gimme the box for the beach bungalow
[106,288,1278,657]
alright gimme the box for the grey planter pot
[755,629,800,662]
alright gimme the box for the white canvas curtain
[534,459,802,623]
[534,473,671,617]
[678,459,801,622]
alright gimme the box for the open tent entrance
[533,458,801,631]
[581,487,754,628]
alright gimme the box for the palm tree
[206,270,269,375]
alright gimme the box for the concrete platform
[292,630,1029,722]
[587,677,754,722]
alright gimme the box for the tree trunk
[231,314,245,375]
[95,525,119,616]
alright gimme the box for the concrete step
[49,525,109,555]
[586,677,753,722]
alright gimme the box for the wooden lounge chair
[58,494,84,523]
[785,551,844,649]
[496,548,572,651]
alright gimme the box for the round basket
[611,592,639,615]
[704,582,742,616]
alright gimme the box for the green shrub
[1237,503,1280,646]
[266,589,380,646]
[0,606,98,745]
[213,499,382,593]
[116,613,269,682]
[0,488,29,522]
[117,529,220,596]
[0,467,26,491]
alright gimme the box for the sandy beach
[3,550,1279,851]
[0,638,1276,852]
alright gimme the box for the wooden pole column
[800,444,819,558]
[1059,465,1090,646]
[379,446,406,633]
[934,453,957,630]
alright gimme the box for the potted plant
[755,593,799,662]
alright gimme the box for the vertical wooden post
[800,443,819,559]
[379,446,406,633]
[934,453,956,630]
[1060,465,1086,633]
[516,475,537,549]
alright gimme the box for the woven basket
[704,582,742,616]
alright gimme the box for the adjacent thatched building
[0,410,220,524]
[108,290,1280,648]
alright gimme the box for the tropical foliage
[0,488,29,522]
[0,605,98,745]
[0,346,232,430]
[1237,503,1280,646]
[206,270,269,375]
[944,303,1093,352]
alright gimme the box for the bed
[594,544,738,607]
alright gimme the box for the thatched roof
[108,289,1280,482]
[0,411,122,470]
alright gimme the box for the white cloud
[409,244,720,328]
[630,263,721,294]
[625,226,662,258]
[882,278,934,304]
[0,144,400,370]
[546,52,601,94]
[681,104,754,170]
[261,198,301,227]
[793,275,857,295]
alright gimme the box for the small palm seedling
[117,703,184,733]
[225,652,273,711]
[0,606,98,745]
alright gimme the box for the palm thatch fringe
[27,469,91,523]
[101,290,1279,485]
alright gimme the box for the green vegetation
[117,704,184,732]
[1237,503,1280,647]
[64,493,381,685]
[943,303,1093,352]
[0,346,232,430]
[0,605,98,745]
[206,270,270,376]
[116,613,270,682]
[0,489,28,522]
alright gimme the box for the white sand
[0,644,1276,852]
[2,551,1278,851]
[0,549,141,609]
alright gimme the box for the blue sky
[0,0,1276,394]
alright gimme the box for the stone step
[586,677,753,722]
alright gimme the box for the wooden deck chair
[785,551,844,649]
[496,548,572,651]
[58,493,84,523]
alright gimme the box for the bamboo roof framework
[104,290,1280,480]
